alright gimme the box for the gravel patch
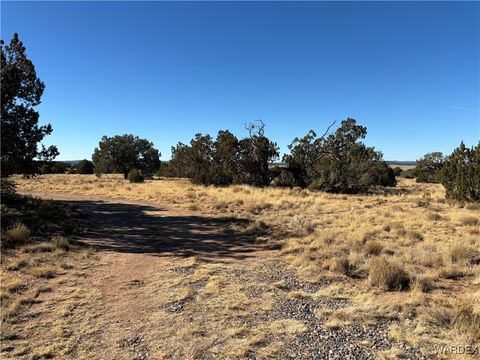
[190,279,207,290]
[118,335,148,360]
[166,300,185,313]
[246,260,429,360]
[168,265,196,275]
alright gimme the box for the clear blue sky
[2,1,479,161]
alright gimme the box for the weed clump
[52,236,70,251]
[331,257,356,277]
[3,223,30,247]
[460,216,479,227]
[365,241,383,256]
[369,257,410,291]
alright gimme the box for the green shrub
[76,159,94,174]
[169,128,279,187]
[441,142,480,202]
[400,168,417,179]
[273,169,296,188]
[415,152,445,183]
[37,161,70,174]
[286,119,396,193]
[392,167,403,177]
[92,134,161,179]
[1,178,18,203]
[127,169,144,183]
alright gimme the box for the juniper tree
[92,135,161,179]
[415,152,445,183]
[284,118,395,193]
[441,142,480,202]
[1,33,58,176]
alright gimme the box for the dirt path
[10,192,417,360]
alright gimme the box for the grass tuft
[28,266,56,279]
[52,236,70,251]
[4,223,30,246]
[369,257,410,291]
[460,216,479,226]
[365,241,383,256]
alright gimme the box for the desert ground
[1,174,479,359]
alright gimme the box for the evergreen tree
[441,142,480,202]
[1,33,58,176]
[92,135,161,178]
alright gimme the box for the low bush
[273,169,296,188]
[76,159,94,174]
[400,168,417,179]
[128,169,144,183]
[392,167,403,177]
[459,216,479,227]
[369,257,410,291]
[365,241,383,256]
[52,236,70,251]
[449,244,474,263]
[331,257,355,277]
[454,298,480,342]
[29,266,56,279]
[438,266,467,280]
[3,223,30,247]
[415,152,444,183]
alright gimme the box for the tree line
[1,33,479,202]
[157,118,397,193]
[407,146,480,202]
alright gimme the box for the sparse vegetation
[12,174,480,358]
[2,13,478,360]
[52,235,70,251]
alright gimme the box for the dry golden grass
[368,257,411,291]
[3,223,31,246]
[13,174,480,358]
[1,236,98,357]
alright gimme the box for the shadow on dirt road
[53,197,262,260]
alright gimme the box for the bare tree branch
[244,119,266,138]
[318,120,336,141]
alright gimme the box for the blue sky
[2,1,479,161]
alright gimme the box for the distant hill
[387,161,416,170]
[61,160,81,166]
[387,161,416,166]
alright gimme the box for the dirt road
[10,192,415,359]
